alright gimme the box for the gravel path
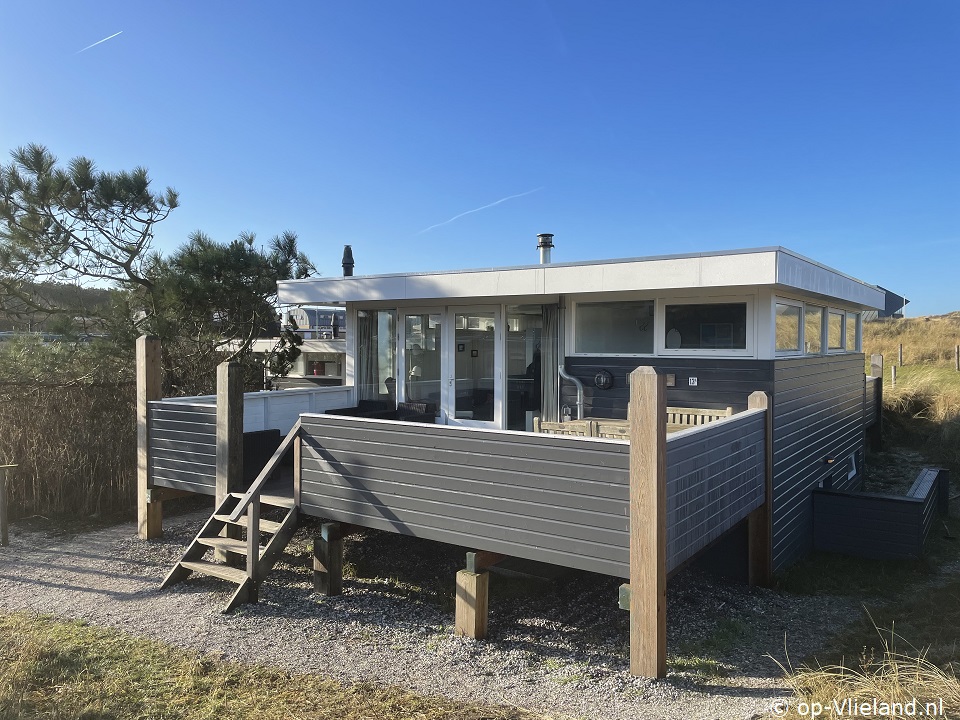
[0,507,864,720]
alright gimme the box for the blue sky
[1,2,957,315]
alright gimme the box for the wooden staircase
[161,422,301,612]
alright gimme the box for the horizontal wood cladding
[562,357,773,420]
[813,491,924,559]
[299,415,633,578]
[665,410,766,570]
[148,402,217,494]
[814,469,946,560]
[772,354,866,571]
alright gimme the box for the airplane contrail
[415,187,544,235]
[77,31,123,54]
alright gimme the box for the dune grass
[0,612,545,720]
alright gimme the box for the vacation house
[140,239,886,677]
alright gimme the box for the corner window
[804,306,823,354]
[775,303,801,352]
[845,313,858,352]
[575,300,654,354]
[828,311,844,350]
[663,303,747,350]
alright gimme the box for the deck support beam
[628,366,667,678]
[137,336,163,539]
[313,522,343,595]
[455,569,489,639]
[216,362,244,562]
[747,391,774,587]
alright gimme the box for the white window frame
[569,297,657,358]
[826,308,847,354]
[773,297,804,356]
[657,295,755,358]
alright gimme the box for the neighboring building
[251,306,347,389]
[862,286,909,321]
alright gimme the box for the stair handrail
[228,419,302,522]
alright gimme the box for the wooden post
[313,522,343,595]
[955,345,959,372]
[246,499,260,603]
[628,366,667,678]
[455,570,489,639]
[0,465,14,547]
[747,392,773,587]
[293,433,302,510]
[898,343,903,367]
[216,362,244,561]
[891,365,897,388]
[137,336,163,539]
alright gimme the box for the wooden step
[196,537,265,556]
[230,492,295,509]
[180,560,249,585]
[213,514,283,534]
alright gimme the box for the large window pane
[828,311,844,350]
[507,305,543,431]
[575,300,654,354]
[845,313,858,352]
[357,309,396,403]
[455,311,495,421]
[404,313,441,411]
[804,306,823,354]
[775,303,801,352]
[664,303,747,350]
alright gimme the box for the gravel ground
[0,505,865,720]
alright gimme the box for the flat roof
[278,246,885,310]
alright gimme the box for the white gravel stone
[0,507,863,720]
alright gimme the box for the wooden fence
[136,336,355,538]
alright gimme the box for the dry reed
[776,625,960,719]
[0,383,135,520]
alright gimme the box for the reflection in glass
[404,313,441,413]
[775,303,801,352]
[804,306,823,354]
[454,312,495,422]
[507,305,543,431]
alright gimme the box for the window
[828,311,844,350]
[575,300,654,354]
[845,313,858,352]
[775,303,801,352]
[663,303,747,350]
[804,306,823,354]
[357,309,397,403]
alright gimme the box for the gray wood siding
[299,415,632,577]
[148,402,217,495]
[665,410,766,569]
[813,490,923,559]
[562,357,774,419]
[772,354,866,571]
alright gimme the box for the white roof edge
[283,246,785,285]
[279,246,884,309]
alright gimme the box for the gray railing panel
[665,410,766,570]
[300,415,632,578]
[148,402,217,494]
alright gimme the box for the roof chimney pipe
[342,245,355,277]
[537,233,554,264]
